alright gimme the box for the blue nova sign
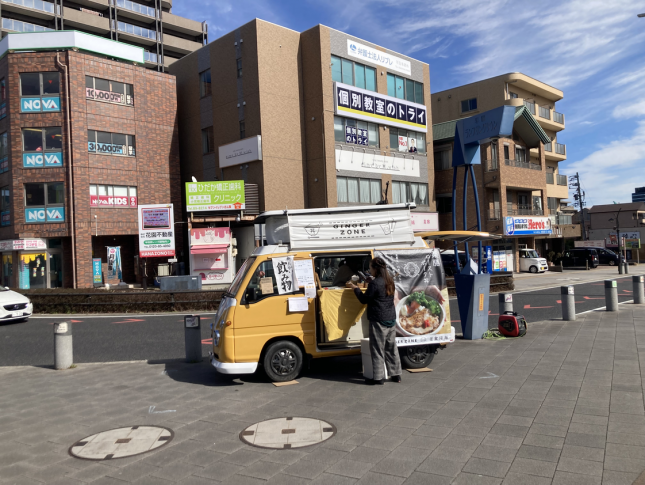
[25,207,65,223]
[21,96,61,112]
[23,152,63,168]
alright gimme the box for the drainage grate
[239,417,336,450]
[69,426,174,461]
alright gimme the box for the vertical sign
[272,256,295,295]
[92,258,102,284]
[106,247,122,279]
[138,204,176,257]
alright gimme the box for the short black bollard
[619,261,624,275]
[561,286,576,321]
[605,280,618,312]
[184,315,202,363]
[625,262,629,274]
[54,321,73,370]
[498,293,513,314]
[633,275,645,304]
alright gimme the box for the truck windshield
[525,250,539,258]
[225,257,255,298]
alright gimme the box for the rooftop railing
[505,158,542,170]
[2,17,54,32]
[116,0,156,18]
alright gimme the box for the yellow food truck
[209,204,455,382]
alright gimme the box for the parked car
[440,250,467,276]
[577,247,620,266]
[0,287,32,322]
[518,249,548,273]
[559,248,599,268]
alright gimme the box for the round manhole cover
[240,417,336,449]
[69,426,173,460]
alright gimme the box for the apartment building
[171,19,437,268]
[0,0,206,71]
[431,73,580,270]
[0,31,182,289]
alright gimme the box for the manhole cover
[69,426,173,460]
[239,417,336,449]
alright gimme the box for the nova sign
[23,152,63,168]
[25,207,65,223]
[20,96,60,112]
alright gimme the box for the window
[315,255,372,288]
[90,185,137,207]
[515,146,526,162]
[243,260,304,303]
[0,132,7,174]
[437,195,452,214]
[387,73,423,103]
[22,127,63,168]
[86,76,134,105]
[547,197,558,213]
[0,78,5,102]
[334,116,379,148]
[390,128,425,154]
[337,176,381,204]
[236,59,242,79]
[509,92,518,99]
[331,55,376,92]
[503,145,510,161]
[461,98,477,113]
[240,120,246,139]
[0,186,8,226]
[20,72,60,112]
[392,181,429,206]
[24,182,65,223]
[87,130,135,156]
[434,147,451,171]
[199,69,212,97]
[201,127,214,154]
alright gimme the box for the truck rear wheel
[399,345,435,369]
[263,340,303,382]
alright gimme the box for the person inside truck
[332,258,360,287]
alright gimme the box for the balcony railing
[2,17,54,32]
[546,172,554,184]
[484,158,498,172]
[3,0,56,14]
[557,174,567,186]
[507,205,544,216]
[554,111,564,124]
[544,142,552,152]
[539,106,550,119]
[550,213,573,225]
[523,100,536,115]
[555,143,566,155]
[489,209,501,221]
[116,0,156,17]
[505,158,542,170]
[117,21,156,40]
[144,51,158,63]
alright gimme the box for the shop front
[189,227,233,285]
[503,215,552,272]
[0,238,64,289]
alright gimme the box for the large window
[86,76,134,106]
[437,195,452,214]
[202,127,214,154]
[87,131,135,156]
[389,128,426,154]
[331,55,376,92]
[461,98,477,113]
[22,127,63,168]
[387,73,424,104]
[515,146,526,162]
[90,185,137,207]
[434,147,451,171]
[392,181,429,206]
[0,132,7,173]
[334,116,379,148]
[337,176,381,204]
[20,72,60,112]
[200,69,211,97]
[24,182,65,223]
[1,186,9,226]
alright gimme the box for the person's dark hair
[370,257,394,296]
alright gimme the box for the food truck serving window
[315,255,371,288]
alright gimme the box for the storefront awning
[191,244,228,255]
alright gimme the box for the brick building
[0,31,181,289]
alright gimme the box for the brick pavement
[1,307,645,484]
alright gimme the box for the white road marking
[148,406,175,414]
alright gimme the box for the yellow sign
[478,293,484,311]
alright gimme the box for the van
[577,247,619,266]
[210,204,455,382]
[518,248,548,273]
[559,248,599,268]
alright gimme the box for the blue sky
[174,0,645,207]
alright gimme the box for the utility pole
[570,172,587,240]
[610,208,623,274]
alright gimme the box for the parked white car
[0,288,32,322]
[518,249,548,273]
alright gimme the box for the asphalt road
[0,275,639,366]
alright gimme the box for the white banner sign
[138,204,176,258]
[574,240,605,248]
[272,256,296,295]
[346,39,411,76]
[335,148,420,177]
[218,135,262,169]
[0,239,46,251]
[410,212,439,232]
[287,210,414,250]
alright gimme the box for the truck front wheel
[263,340,303,382]
[399,345,436,369]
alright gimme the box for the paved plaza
[2,306,645,484]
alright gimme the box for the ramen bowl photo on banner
[375,249,450,338]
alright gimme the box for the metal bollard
[605,280,618,312]
[625,262,629,274]
[561,286,576,321]
[586,260,589,271]
[633,276,645,304]
[619,262,624,274]
[498,293,513,314]
[54,321,73,370]
[184,315,202,363]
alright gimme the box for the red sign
[91,195,137,207]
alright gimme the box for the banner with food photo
[375,249,450,338]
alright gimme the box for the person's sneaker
[375,379,385,385]
[365,378,375,385]
[391,375,401,383]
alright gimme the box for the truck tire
[399,345,435,369]
[529,266,538,273]
[263,340,303,382]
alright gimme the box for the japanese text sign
[346,39,411,76]
[185,181,245,212]
[272,256,296,295]
[138,204,175,257]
